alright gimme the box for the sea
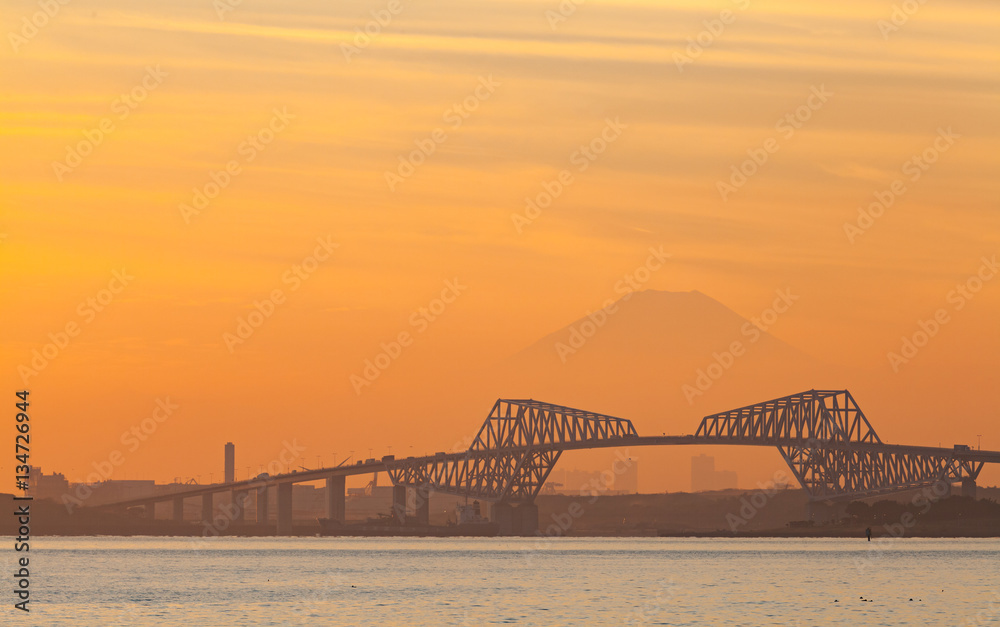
[7,536,1000,626]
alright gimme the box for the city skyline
[2,1,998,623]
[2,0,998,493]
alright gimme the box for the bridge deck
[93,437,1000,510]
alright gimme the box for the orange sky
[1,0,998,491]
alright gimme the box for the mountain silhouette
[490,289,841,425]
[370,289,859,492]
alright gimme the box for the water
[8,537,1000,625]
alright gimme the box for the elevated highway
[94,390,999,535]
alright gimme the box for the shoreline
[9,525,1000,539]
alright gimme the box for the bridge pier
[392,485,407,524]
[231,490,247,523]
[962,479,977,498]
[172,497,184,522]
[276,483,293,535]
[201,493,214,527]
[492,502,538,536]
[256,485,269,525]
[326,476,345,523]
[413,486,430,526]
[493,503,514,535]
[517,503,539,536]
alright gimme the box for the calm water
[6,536,1000,625]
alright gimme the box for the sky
[1,0,998,491]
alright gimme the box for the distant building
[616,458,639,493]
[691,455,715,492]
[346,486,395,520]
[225,442,235,483]
[548,461,638,496]
[691,454,738,492]
[76,479,156,506]
[550,469,606,495]
[25,466,69,501]
[715,470,738,490]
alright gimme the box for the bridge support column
[172,497,184,522]
[493,502,515,536]
[413,486,430,526]
[201,493,214,527]
[230,490,246,523]
[392,485,407,524]
[256,485,269,526]
[517,503,539,536]
[962,479,977,498]
[276,483,293,535]
[141,504,153,519]
[326,476,345,523]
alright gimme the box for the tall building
[549,468,609,494]
[79,480,156,506]
[715,470,738,490]
[225,442,235,483]
[691,454,738,492]
[691,454,715,492]
[25,466,70,501]
[615,458,639,493]
[546,460,640,495]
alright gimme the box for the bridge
[94,389,1000,535]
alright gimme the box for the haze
[1,0,998,491]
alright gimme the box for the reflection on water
[18,537,1000,625]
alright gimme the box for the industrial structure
[224,442,235,484]
[93,389,1000,535]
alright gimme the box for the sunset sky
[2,0,998,491]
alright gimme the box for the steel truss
[385,400,636,503]
[386,390,989,504]
[697,389,984,500]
